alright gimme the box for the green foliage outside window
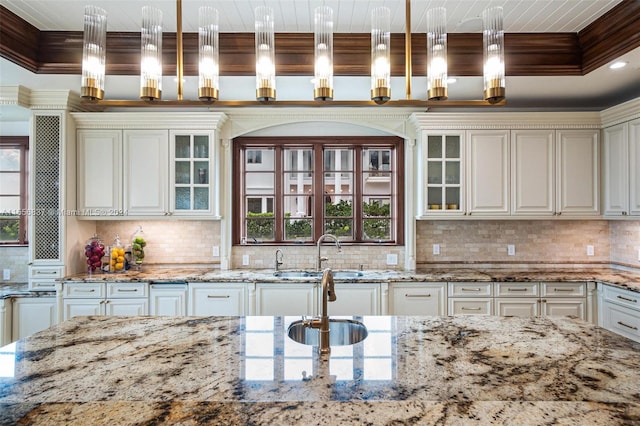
[363,200,391,240]
[285,213,312,239]
[246,212,274,240]
[0,218,20,242]
[324,200,352,237]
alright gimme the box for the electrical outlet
[242,255,250,266]
[433,244,440,255]
[2,269,9,280]
[386,253,398,265]
[586,245,594,256]
[212,246,220,257]
[507,245,515,256]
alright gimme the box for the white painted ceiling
[1,0,639,125]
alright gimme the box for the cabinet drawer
[601,301,640,343]
[29,280,58,291]
[495,282,538,297]
[448,298,492,315]
[448,282,492,297]
[63,282,105,298]
[107,282,148,298]
[541,282,585,297]
[602,285,640,311]
[30,266,64,279]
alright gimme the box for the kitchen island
[1,315,639,425]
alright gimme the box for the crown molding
[409,111,601,130]
[0,85,31,108]
[71,111,228,130]
[600,97,640,128]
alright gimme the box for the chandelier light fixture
[370,7,391,104]
[80,5,107,101]
[426,7,448,101]
[313,6,334,101]
[140,6,163,100]
[198,6,219,102]
[255,6,276,101]
[80,0,506,108]
[482,6,506,103]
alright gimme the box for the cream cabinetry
[389,282,446,315]
[188,283,246,316]
[447,282,493,315]
[603,118,640,217]
[149,284,188,316]
[11,297,58,341]
[422,133,465,215]
[329,283,383,316]
[253,283,318,316]
[466,130,510,215]
[0,298,9,346]
[494,282,587,320]
[61,282,149,320]
[599,284,640,343]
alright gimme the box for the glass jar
[84,234,105,275]
[131,226,147,270]
[109,234,126,273]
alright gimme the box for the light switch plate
[433,244,440,255]
[586,245,594,256]
[212,246,220,257]
[507,245,515,256]
[2,269,9,280]
[242,255,250,266]
[386,253,398,265]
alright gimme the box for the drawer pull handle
[617,295,637,303]
[507,288,528,292]
[405,294,431,298]
[461,307,482,311]
[116,289,139,293]
[36,271,58,275]
[208,295,230,299]
[553,288,574,292]
[74,289,96,293]
[617,321,638,331]
[461,288,481,292]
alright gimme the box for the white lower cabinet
[150,284,188,316]
[448,282,493,315]
[599,284,640,343]
[62,282,148,320]
[389,282,446,315]
[495,298,540,317]
[11,297,58,341]
[0,298,9,346]
[188,283,246,316]
[328,283,382,316]
[253,283,318,316]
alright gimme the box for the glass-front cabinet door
[424,133,463,215]
[170,131,214,216]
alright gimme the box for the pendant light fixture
[255,6,276,101]
[371,7,391,104]
[426,7,448,101]
[80,5,107,100]
[140,6,163,100]
[198,6,219,102]
[482,6,505,103]
[313,6,334,101]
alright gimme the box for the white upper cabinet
[604,119,640,217]
[555,129,599,216]
[466,130,510,215]
[422,132,465,216]
[511,130,555,215]
[77,130,122,214]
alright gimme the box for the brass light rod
[405,0,411,100]
[83,99,506,108]
[176,0,183,100]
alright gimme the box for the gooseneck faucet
[275,249,284,272]
[304,268,336,355]
[316,233,341,271]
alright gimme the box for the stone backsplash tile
[0,246,29,283]
[609,221,640,267]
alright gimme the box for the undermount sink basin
[273,270,364,279]
[287,319,368,346]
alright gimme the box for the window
[0,137,28,245]
[233,136,403,244]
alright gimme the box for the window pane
[0,173,20,195]
[175,161,190,184]
[363,198,390,217]
[324,149,353,171]
[284,218,313,241]
[324,219,352,238]
[246,216,274,240]
[363,218,391,240]
[0,148,20,171]
[445,136,460,158]
[324,172,353,197]
[427,136,442,158]
[0,218,20,242]
[194,187,208,210]
[284,148,313,173]
[194,161,209,184]
[175,187,190,210]
[246,148,274,169]
[0,196,20,211]
[363,171,391,192]
[245,172,274,195]
[194,135,209,158]
[284,172,312,195]
[175,135,190,158]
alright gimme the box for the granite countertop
[1,315,639,424]
[58,266,640,293]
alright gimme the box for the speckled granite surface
[58,266,640,293]
[1,315,639,425]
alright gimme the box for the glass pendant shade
[140,6,163,100]
[371,7,391,104]
[313,6,334,101]
[482,6,505,103]
[255,6,276,101]
[198,6,219,102]
[426,7,448,101]
[81,6,107,100]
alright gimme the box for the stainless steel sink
[287,319,368,346]
[273,270,364,279]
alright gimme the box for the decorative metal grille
[33,115,61,260]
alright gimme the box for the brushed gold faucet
[316,233,341,271]
[303,268,336,355]
[274,249,284,272]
